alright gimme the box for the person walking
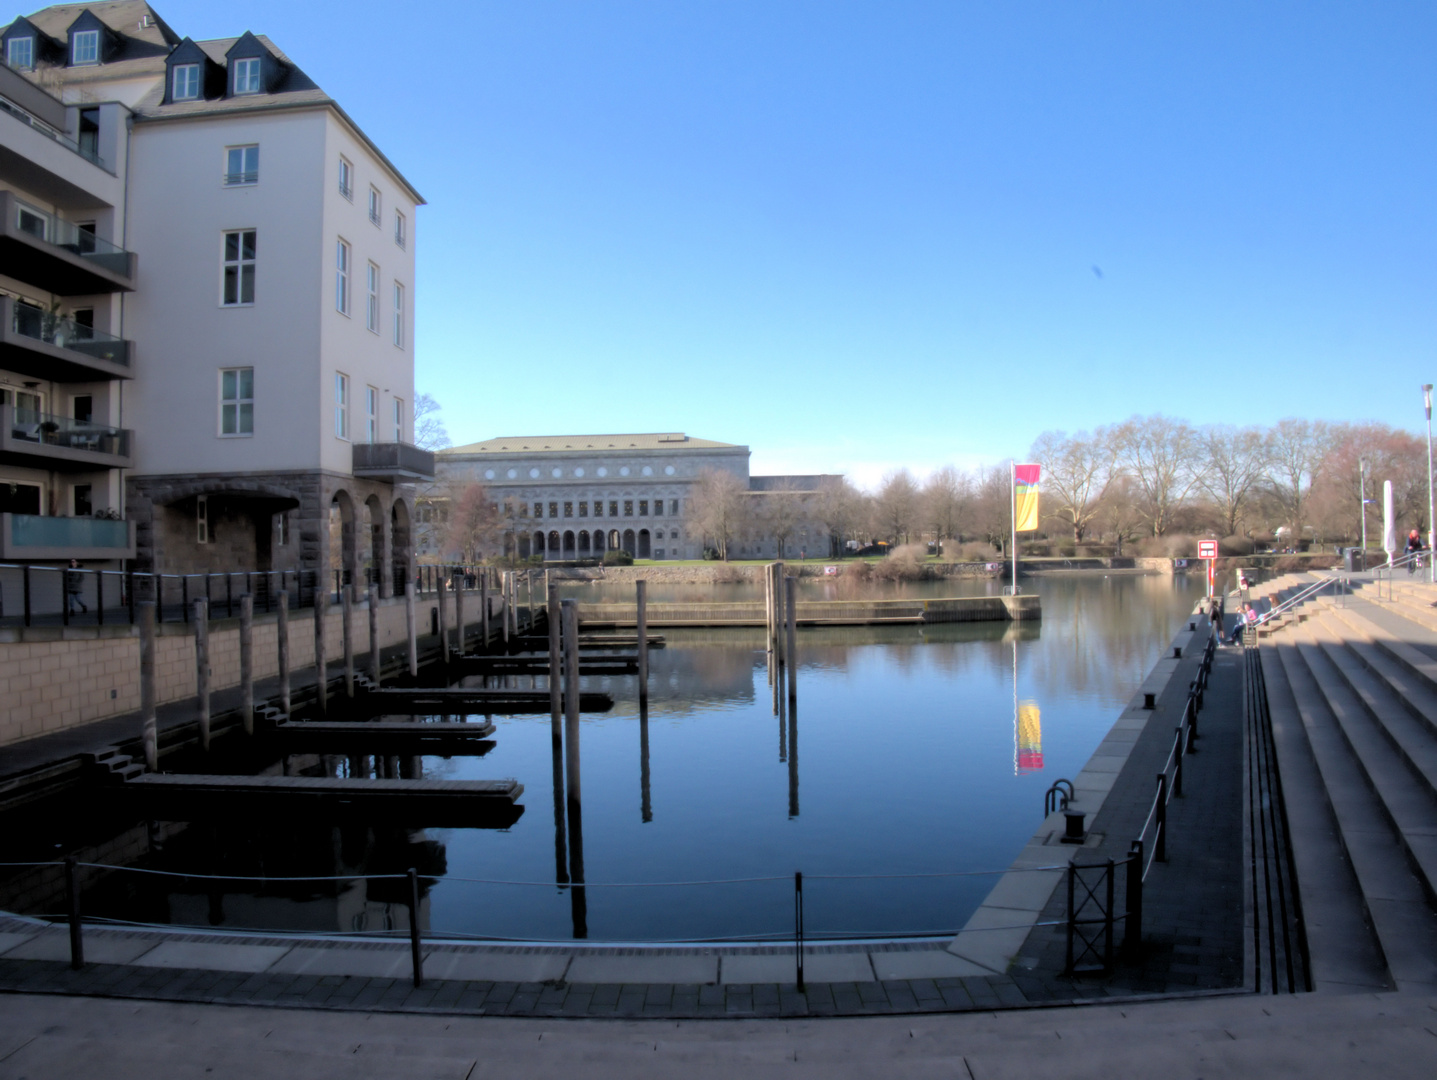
[65,558,88,615]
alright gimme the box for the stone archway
[389,497,411,596]
[329,489,357,590]
[364,494,387,592]
[548,530,560,560]
[533,531,545,559]
[593,530,605,554]
[622,529,636,556]
[563,530,576,556]
[578,530,591,555]
[608,529,620,552]
[638,529,651,559]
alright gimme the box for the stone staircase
[1252,572,1437,993]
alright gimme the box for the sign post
[1198,540,1219,598]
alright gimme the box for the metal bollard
[1124,840,1143,961]
[794,871,805,993]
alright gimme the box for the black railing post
[1155,774,1168,862]
[126,567,135,624]
[1124,840,1143,961]
[22,563,31,627]
[182,575,189,623]
[64,855,83,970]
[1065,862,1076,975]
[95,568,104,625]
[1189,694,1199,743]
[60,567,69,627]
[226,572,234,618]
[1104,857,1115,972]
[407,867,423,987]
[794,871,805,992]
[1173,730,1184,796]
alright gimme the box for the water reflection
[0,574,1204,941]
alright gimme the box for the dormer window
[172,63,200,100]
[6,36,34,69]
[232,56,261,95]
[71,28,98,65]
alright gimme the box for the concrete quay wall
[0,589,492,748]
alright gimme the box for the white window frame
[366,262,380,333]
[224,144,258,185]
[197,494,210,544]
[219,366,254,437]
[221,229,256,306]
[335,239,350,315]
[334,372,349,440]
[338,156,353,200]
[171,62,199,100]
[71,29,98,65]
[368,186,381,227]
[394,210,406,249]
[232,56,260,95]
[7,36,34,69]
[393,398,404,443]
[392,282,405,349]
[366,385,378,443]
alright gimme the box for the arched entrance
[533,531,545,559]
[622,529,636,556]
[548,530,560,560]
[563,530,576,556]
[390,498,412,595]
[638,529,651,559]
[593,530,606,554]
[329,489,357,588]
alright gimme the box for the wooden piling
[342,585,355,698]
[455,572,465,655]
[139,601,157,771]
[194,598,210,750]
[785,574,797,703]
[480,570,489,651]
[368,584,381,685]
[277,591,290,716]
[548,583,562,740]
[313,590,328,715]
[501,572,511,647]
[239,593,254,734]
[436,569,450,666]
[636,579,649,704]
[405,582,418,677]
[562,598,581,805]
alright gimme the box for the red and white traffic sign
[1198,540,1219,559]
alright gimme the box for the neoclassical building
[434,432,842,561]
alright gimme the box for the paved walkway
[1,988,1434,1079]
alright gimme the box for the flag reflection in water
[1016,701,1043,773]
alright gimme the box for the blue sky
[155,1,1436,487]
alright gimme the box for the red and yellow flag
[1015,463,1041,532]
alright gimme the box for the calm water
[1,572,1206,942]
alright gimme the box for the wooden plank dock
[111,773,525,827]
[268,718,497,755]
[511,634,666,649]
[455,655,638,675]
[354,687,614,715]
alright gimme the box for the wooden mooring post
[368,584,381,685]
[139,601,157,771]
[455,573,466,656]
[194,598,210,750]
[480,570,490,651]
[239,594,254,734]
[277,591,290,716]
[436,569,450,666]
[637,579,649,704]
[785,574,797,703]
[342,585,355,698]
[313,590,328,716]
[562,598,582,805]
[405,582,418,677]
[548,583,562,740]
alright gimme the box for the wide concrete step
[1319,606,1437,738]
[1273,634,1437,992]
[1350,584,1437,634]
[1257,647,1392,992]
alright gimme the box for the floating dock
[268,718,496,755]
[572,594,1040,628]
[110,773,525,827]
[355,687,614,715]
[455,655,638,676]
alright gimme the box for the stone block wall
[0,590,463,748]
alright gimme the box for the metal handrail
[1372,549,1434,598]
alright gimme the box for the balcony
[0,190,136,295]
[0,513,134,559]
[1,405,132,472]
[352,441,436,483]
[0,296,132,382]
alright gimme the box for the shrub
[873,543,927,581]
[1220,535,1255,557]
[843,560,874,582]
[702,548,722,561]
[602,550,633,566]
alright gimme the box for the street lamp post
[1425,385,1435,584]
[1360,457,1368,569]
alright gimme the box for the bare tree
[444,481,503,563]
[921,465,971,547]
[1267,418,1331,540]
[816,476,861,556]
[1199,424,1271,537]
[756,478,806,559]
[413,393,451,451]
[874,469,920,545]
[689,468,750,560]
[1095,473,1146,555]
[971,462,1012,554]
[1030,429,1116,542]
[1111,415,1206,536]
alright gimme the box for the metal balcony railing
[3,405,131,457]
[8,302,130,366]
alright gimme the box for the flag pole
[1011,460,1018,595]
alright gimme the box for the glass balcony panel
[13,204,130,274]
[9,513,129,549]
[9,304,129,366]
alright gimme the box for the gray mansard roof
[444,433,746,456]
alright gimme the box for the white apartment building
[0,3,431,593]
